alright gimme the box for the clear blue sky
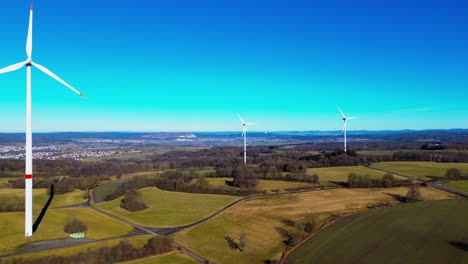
[0,0,467,132]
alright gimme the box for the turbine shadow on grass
[33,184,54,233]
[449,241,468,252]
[384,192,407,203]
[328,181,348,187]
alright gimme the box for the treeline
[5,236,173,264]
[212,162,318,184]
[0,159,157,178]
[347,173,412,188]
[2,145,468,182]
[8,176,106,194]
[391,151,468,163]
[104,170,262,201]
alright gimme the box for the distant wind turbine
[337,107,356,152]
[237,114,255,164]
[0,4,86,237]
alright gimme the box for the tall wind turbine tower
[337,107,356,152]
[0,4,86,237]
[237,114,255,164]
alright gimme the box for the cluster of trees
[213,163,318,184]
[406,185,422,203]
[231,166,258,189]
[445,168,468,180]
[120,189,148,212]
[347,173,412,188]
[7,236,173,264]
[64,216,88,234]
[276,217,324,248]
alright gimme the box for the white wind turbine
[337,107,356,152]
[237,114,255,164]
[0,4,86,237]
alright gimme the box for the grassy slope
[372,162,468,181]
[173,187,452,264]
[0,188,86,208]
[0,208,134,255]
[445,180,468,194]
[119,252,198,264]
[93,182,121,202]
[306,166,402,185]
[286,199,468,264]
[95,187,239,227]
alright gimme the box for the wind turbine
[237,114,255,164]
[0,4,86,237]
[337,107,356,152]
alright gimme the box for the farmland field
[0,207,134,255]
[94,187,239,227]
[371,162,468,181]
[445,180,468,194]
[306,166,402,185]
[173,187,452,264]
[285,199,468,264]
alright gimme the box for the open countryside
[0,0,468,263]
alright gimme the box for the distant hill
[0,129,467,145]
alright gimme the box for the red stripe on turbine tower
[25,174,32,179]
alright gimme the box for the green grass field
[120,252,198,264]
[0,177,18,187]
[285,199,468,264]
[190,177,318,193]
[445,180,468,194]
[95,187,239,227]
[0,207,134,255]
[0,188,86,209]
[173,187,452,264]
[306,166,401,185]
[372,162,468,181]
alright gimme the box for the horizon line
[0,128,466,134]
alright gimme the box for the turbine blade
[32,62,86,98]
[241,127,246,138]
[337,106,346,119]
[237,114,245,124]
[246,123,255,125]
[347,117,357,120]
[0,61,27,74]
[26,4,33,59]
